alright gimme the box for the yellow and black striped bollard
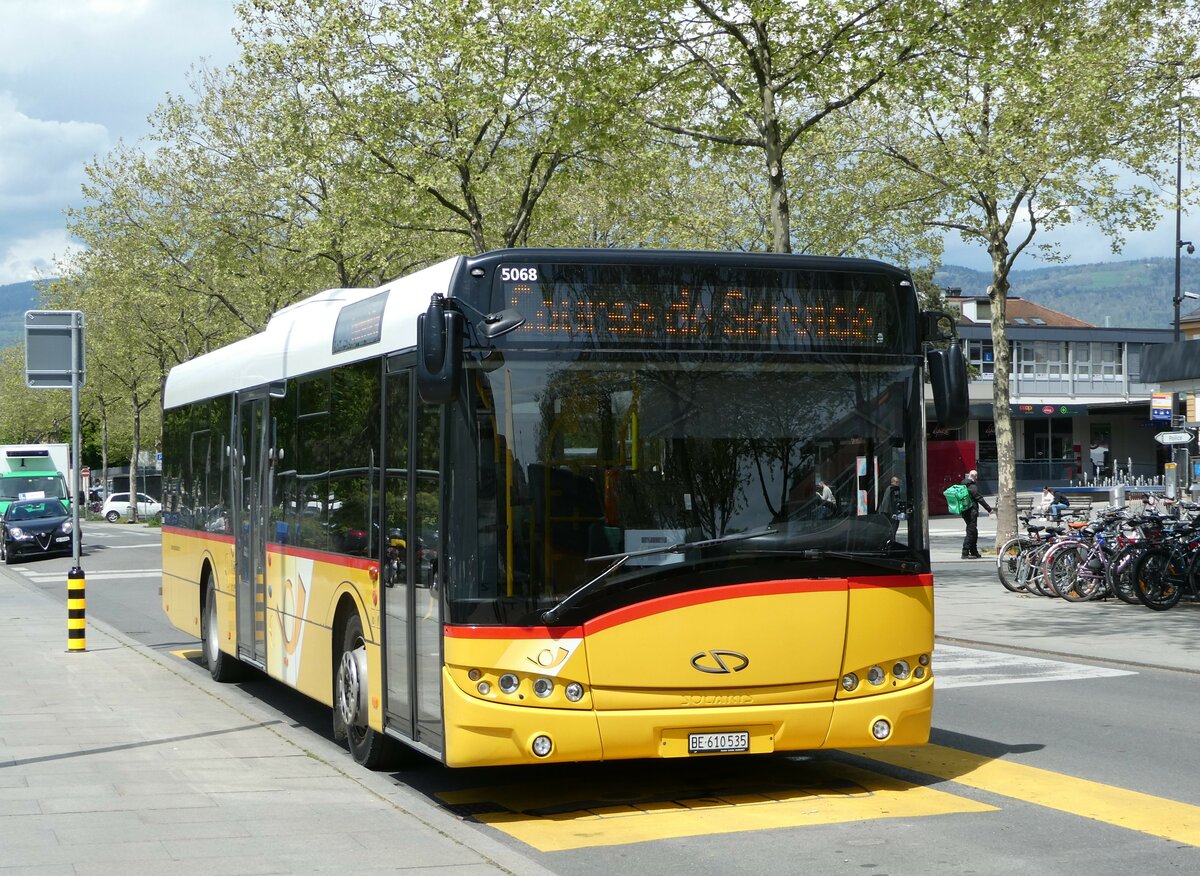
[67,568,86,652]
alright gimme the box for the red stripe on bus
[848,573,934,590]
[446,574,928,640]
[445,624,586,640]
[161,525,235,545]
[584,578,850,634]
[267,543,378,571]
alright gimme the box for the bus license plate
[688,731,749,754]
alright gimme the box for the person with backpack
[960,469,992,559]
[1050,488,1071,521]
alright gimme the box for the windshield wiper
[732,547,923,574]
[540,528,774,625]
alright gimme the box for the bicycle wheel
[996,537,1027,592]
[1133,548,1184,611]
[1106,543,1145,605]
[1027,545,1059,597]
[1045,542,1092,601]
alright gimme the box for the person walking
[960,469,993,559]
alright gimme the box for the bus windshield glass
[451,353,924,626]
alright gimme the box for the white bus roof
[163,257,460,409]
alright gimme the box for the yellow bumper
[443,671,933,767]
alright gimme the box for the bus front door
[234,395,269,668]
[381,366,444,753]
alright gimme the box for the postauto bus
[160,249,967,768]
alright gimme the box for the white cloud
[0,93,109,208]
[0,1,239,286]
[0,228,77,284]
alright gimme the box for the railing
[975,459,1164,492]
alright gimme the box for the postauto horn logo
[690,650,750,674]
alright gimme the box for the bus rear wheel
[334,612,396,769]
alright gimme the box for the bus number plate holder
[687,731,750,754]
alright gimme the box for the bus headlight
[867,665,885,686]
[531,735,553,757]
[892,660,910,680]
[498,673,519,694]
[564,682,584,702]
[533,677,554,698]
[841,673,859,692]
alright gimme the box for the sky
[0,0,1191,285]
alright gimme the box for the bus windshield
[451,353,925,625]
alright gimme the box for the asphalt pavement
[1,518,1196,874]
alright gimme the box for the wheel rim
[336,641,369,729]
[205,592,220,666]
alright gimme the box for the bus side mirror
[416,294,464,404]
[928,339,969,429]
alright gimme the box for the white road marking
[19,570,161,582]
[935,644,1134,689]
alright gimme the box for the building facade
[932,292,1173,491]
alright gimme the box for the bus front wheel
[333,613,395,769]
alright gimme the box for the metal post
[68,312,85,650]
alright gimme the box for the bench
[1015,492,1095,520]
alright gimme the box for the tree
[621,0,945,253]
[237,0,638,256]
[869,0,1200,545]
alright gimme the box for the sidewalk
[0,580,553,876]
[929,513,1200,674]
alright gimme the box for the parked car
[101,492,162,522]
[1,499,77,563]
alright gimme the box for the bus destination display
[496,263,904,350]
[332,291,389,354]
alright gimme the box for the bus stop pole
[67,312,85,652]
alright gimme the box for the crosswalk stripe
[934,644,1134,688]
[20,571,161,582]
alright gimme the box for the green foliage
[35,0,1200,479]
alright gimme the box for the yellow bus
[161,249,967,768]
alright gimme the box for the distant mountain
[0,280,51,347]
[934,257,1200,329]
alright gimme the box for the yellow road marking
[437,760,994,852]
[171,648,203,660]
[852,744,1200,848]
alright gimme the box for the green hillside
[934,257,1200,328]
[0,280,50,348]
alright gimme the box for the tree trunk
[761,84,791,253]
[989,267,1017,547]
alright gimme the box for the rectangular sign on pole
[25,310,85,388]
[1151,392,1173,422]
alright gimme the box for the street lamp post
[1172,78,1191,494]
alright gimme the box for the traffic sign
[25,310,85,388]
[1154,430,1194,446]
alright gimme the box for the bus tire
[203,582,242,682]
[334,612,396,769]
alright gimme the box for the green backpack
[943,483,973,514]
